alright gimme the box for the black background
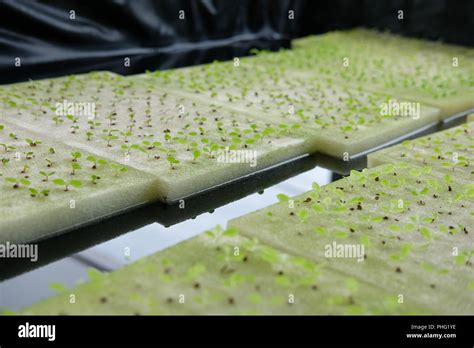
[1,315,473,345]
[0,0,473,83]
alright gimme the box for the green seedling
[66,115,79,123]
[52,178,82,192]
[20,165,29,174]
[70,162,81,175]
[106,113,117,125]
[277,123,289,135]
[1,158,10,166]
[102,134,119,147]
[70,125,79,134]
[25,138,41,147]
[166,155,180,170]
[141,140,155,150]
[71,151,82,162]
[4,98,17,108]
[90,175,101,185]
[5,177,30,189]
[276,193,290,202]
[205,143,220,158]
[121,131,133,143]
[87,120,101,130]
[52,116,64,125]
[24,152,34,160]
[29,188,50,198]
[143,119,152,128]
[0,143,15,152]
[127,123,135,132]
[122,144,148,157]
[39,171,55,182]
[86,131,94,141]
[192,149,201,164]
[110,164,128,177]
[262,127,275,138]
[86,155,107,169]
[45,158,55,168]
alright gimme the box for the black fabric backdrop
[0,0,473,84]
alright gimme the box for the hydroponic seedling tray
[1,113,468,246]
[20,227,425,315]
[229,163,474,314]
[286,29,474,117]
[1,71,311,203]
[14,113,473,313]
[1,28,473,249]
[368,122,473,177]
[0,120,160,244]
[139,63,442,159]
[0,152,323,281]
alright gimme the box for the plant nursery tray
[0,152,321,281]
[2,111,470,275]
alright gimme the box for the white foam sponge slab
[1,72,310,202]
[286,29,474,117]
[228,163,474,314]
[139,65,440,159]
[368,122,474,179]
[0,120,160,244]
[20,226,427,315]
